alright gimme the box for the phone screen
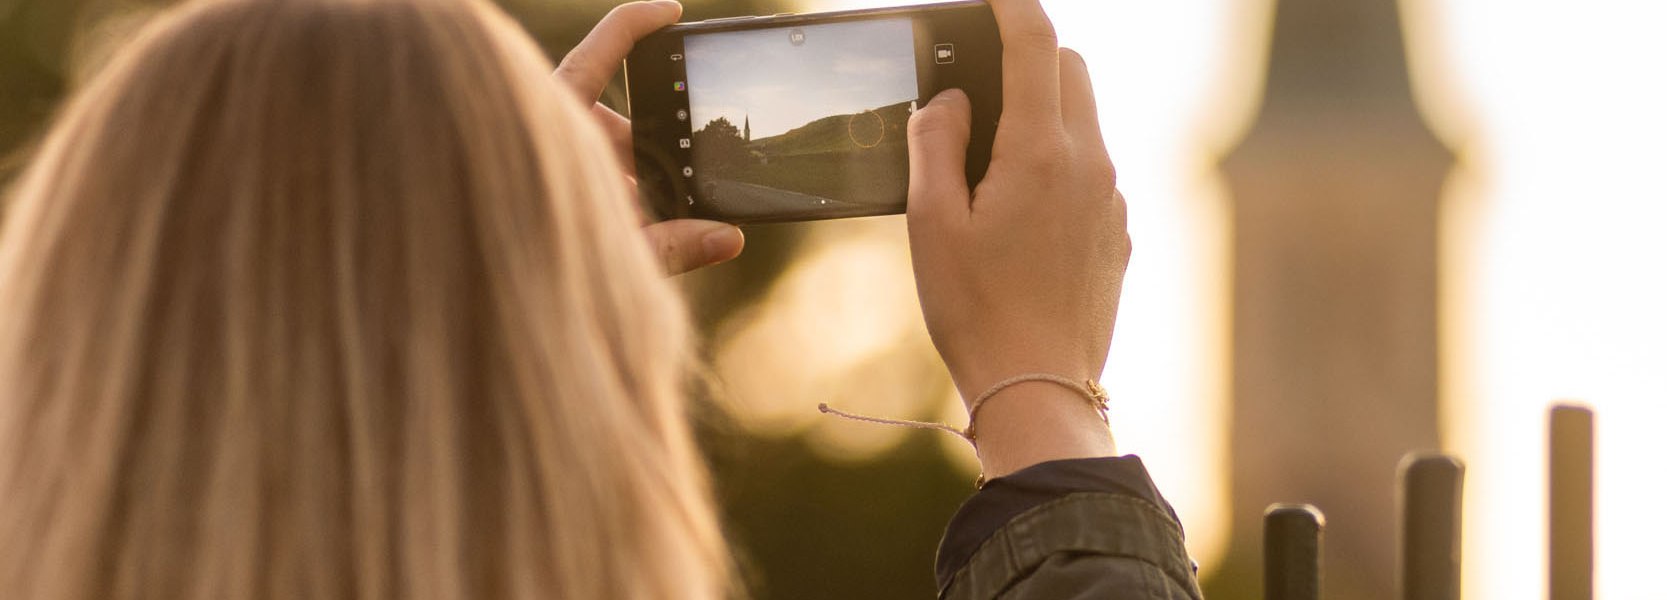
[628,2,999,223]
[681,19,920,220]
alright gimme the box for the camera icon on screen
[789,29,806,46]
[934,44,955,64]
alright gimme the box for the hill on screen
[749,99,915,156]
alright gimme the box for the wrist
[967,380,1116,480]
[950,357,1098,407]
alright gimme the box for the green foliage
[701,425,972,600]
[751,99,913,157]
[698,100,912,204]
[695,115,752,173]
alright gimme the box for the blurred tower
[1216,0,1452,597]
[745,114,751,142]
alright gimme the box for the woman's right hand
[905,0,1129,476]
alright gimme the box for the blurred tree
[701,419,968,599]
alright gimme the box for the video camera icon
[934,43,955,64]
[789,29,806,46]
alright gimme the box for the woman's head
[0,0,726,598]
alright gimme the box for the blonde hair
[0,0,729,598]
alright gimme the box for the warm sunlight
[712,218,935,462]
[800,0,1667,594]
[1407,0,1667,598]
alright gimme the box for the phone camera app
[683,18,917,220]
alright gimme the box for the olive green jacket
[935,457,1204,600]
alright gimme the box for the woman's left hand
[556,0,744,275]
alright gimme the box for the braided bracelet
[962,374,1110,443]
[819,373,1112,486]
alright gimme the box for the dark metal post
[1549,405,1594,600]
[1398,453,1464,600]
[1265,503,1324,600]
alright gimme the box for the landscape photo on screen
[684,18,918,218]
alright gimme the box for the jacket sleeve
[935,456,1203,600]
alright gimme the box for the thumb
[642,219,744,276]
[906,89,973,222]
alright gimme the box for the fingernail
[651,0,682,11]
[701,225,743,262]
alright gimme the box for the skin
[905,0,1126,477]
[555,0,745,276]
[568,0,1127,479]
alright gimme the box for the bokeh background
[3,0,1664,598]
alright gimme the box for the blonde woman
[0,0,1200,599]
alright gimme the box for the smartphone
[625,1,1002,224]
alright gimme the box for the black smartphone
[625,1,1001,224]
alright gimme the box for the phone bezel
[624,0,1002,224]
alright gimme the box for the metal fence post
[1549,404,1594,600]
[1398,453,1464,600]
[1264,503,1324,600]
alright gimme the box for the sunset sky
[684,18,918,139]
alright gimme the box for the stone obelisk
[1215,0,1452,597]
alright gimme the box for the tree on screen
[693,116,750,174]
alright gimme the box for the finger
[624,177,647,223]
[906,89,974,224]
[1058,48,1105,151]
[1111,188,1131,261]
[556,0,683,102]
[592,103,635,169]
[988,0,1061,123]
[1112,188,1129,230]
[642,219,744,275]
